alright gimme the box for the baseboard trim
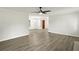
[48,31,79,38]
[0,34,29,42]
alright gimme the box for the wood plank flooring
[0,29,79,51]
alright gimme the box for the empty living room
[0,7,79,51]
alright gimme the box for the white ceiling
[1,7,79,15]
[0,7,62,13]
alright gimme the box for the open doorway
[29,15,49,30]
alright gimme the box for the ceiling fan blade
[32,11,40,13]
[44,10,51,12]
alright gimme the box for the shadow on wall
[76,12,79,35]
[48,12,79,37]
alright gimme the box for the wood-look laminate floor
[0,29,79,51]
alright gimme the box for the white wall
[29,16,41,29]
[0,8,29,41]
[48,12,79,37]
[1,7,79,42]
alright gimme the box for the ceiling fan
[33,7,51,14]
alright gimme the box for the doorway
[29,15,48,30]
